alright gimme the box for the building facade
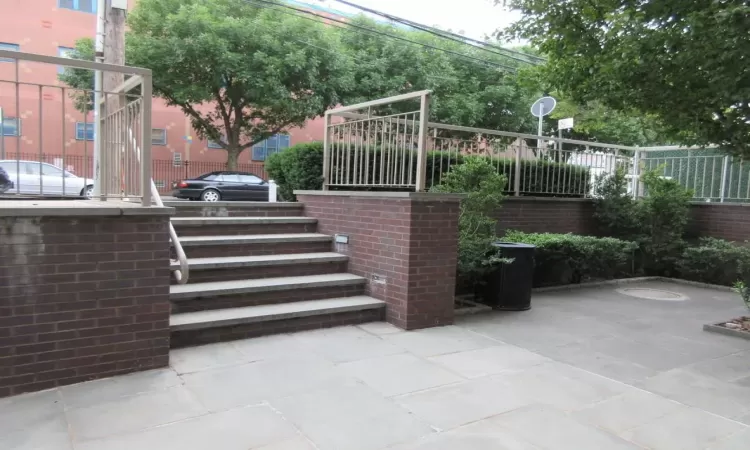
[0,0,327,184]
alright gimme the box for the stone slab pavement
[3,280,750,449]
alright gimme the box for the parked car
[172,171,269,201]
[0,160,93,198]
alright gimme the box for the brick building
[0,0,331,179]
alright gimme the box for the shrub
[265,142,324,201]
[502,230,638,287]
[267,141,590,200]
[677,238,750,286]
[593,166,641,240]
[431,158,508,285]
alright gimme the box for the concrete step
[170,273,366,313]
[170,296,386,347]
[171,216,318,236]
[176,233,333,258]
[171,252,348,284]
[164,201,303,218]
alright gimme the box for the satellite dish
[531,96,557,117]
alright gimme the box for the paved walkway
[3,280,750,449]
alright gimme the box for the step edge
[171,217,316,225]
[172,253,348,270]
[176,234,333,246]
[164,201,302,208]
[170,297,385,331]
[170,275,366,300]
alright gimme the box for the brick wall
[494,197,598,236]
[297,192,461,330]
[0,205,172,398]
[688,203,750,241]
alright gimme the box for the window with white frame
[1,117,20,136]
[58,46,74,74]
[58,0,97,14]
[75,122,94,141]
[152,128,167,146]
[0,42,19,63]
[207,138,225,149]
[173,152,182,167]
[252,134,291,161]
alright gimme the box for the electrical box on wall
[111,0,128,10]
[335,234,349,244]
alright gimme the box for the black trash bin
[483,242,535,311]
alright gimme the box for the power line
[328,0,546,63]
[245,0,518,73]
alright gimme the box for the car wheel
[82,185,94,199]
[201,189,221,202]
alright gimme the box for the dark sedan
[172,171,269,201]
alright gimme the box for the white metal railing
[0,49,152,205]
[323,93,740,201]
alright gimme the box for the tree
[503,0,750,156]
[125,0,353,168]
[338,16,539,133]
[57,38,95,113]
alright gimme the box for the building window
[252,134,290,161]
[1,117,20,136]
[0,42,19,63]
[152,128,167,146]
[58,0,97,14]
[58,46,74,74]
[75,122,94,141]
[207,138,224,149]
[173,152,182,167]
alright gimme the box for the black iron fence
[1,153,267,195]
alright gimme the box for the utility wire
[329,0,545,64]
[245,0,518,72]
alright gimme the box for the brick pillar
[0,201,173,398]
[296,191,461,330]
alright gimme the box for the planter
[703,317,750,341]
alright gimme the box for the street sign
[531,96,557,118]
[558,117,574,130]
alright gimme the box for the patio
[3,279,750,450]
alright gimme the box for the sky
[296,0,521,41]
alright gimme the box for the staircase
[164,201,386,348]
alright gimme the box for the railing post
[140,73,153,206]
[513,143,521,196]
[415,92,431,192]
[720,154,730,203]
[632,149,641,198]
[322,112,331,190]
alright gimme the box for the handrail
[125,127,189,284]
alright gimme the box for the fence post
[720,155,730,203]
[513,143,521,196]
[632,149,641,199]
[415,92,431,192]
[322,113,331,191]
[140,73,153,206]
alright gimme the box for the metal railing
[323,93,747,202]
[0,49,152,205]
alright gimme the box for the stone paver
[3,280,750,450]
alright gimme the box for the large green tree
[124,0,352,168]
[503,0,750,155]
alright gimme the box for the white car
[0,160,93,198]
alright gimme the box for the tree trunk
[226,147,241,170]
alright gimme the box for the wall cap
[689,201,750,208]
[0,200,174,217]
[294,190,464,202]
[504,196,593,203]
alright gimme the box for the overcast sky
[299,0,521,41]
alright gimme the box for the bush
[267,141,590,200]
[677,238,750,286]
[502,230,638,287]
[431,158,508,285]
[265,142,324,201]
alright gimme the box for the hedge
[266,141,590,201]
[677,238,750,286]
[502,230,638,287]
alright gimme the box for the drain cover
[616,288,688,301]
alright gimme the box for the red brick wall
[494,197,598,236]
[297,193,461,330]
[688,203,750,241]
[0,213,172,398]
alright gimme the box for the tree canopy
[503,0,750,155]
[125,0,353,168]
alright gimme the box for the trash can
[482,242,535,311]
